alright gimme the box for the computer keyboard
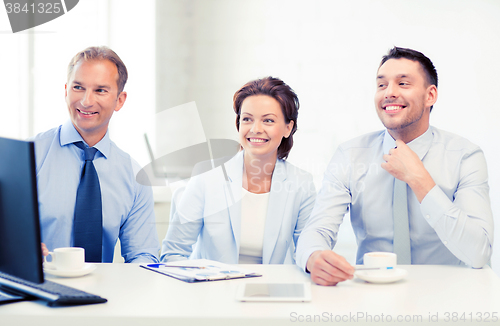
[0,290,25,304]
[0,271,107,306]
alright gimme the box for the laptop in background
[0,136,106,306]
[143,133,240,181]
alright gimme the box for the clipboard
[140,259,262,283]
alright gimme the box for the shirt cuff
[297,246,329,273]
[127,253,159,264]
[419,185,454,227]
[160,255,189,263]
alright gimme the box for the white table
[1,264,499,325]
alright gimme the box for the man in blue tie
[35,46,159,263]
[296,47,493,285]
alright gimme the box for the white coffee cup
[363,252,397,272]
[44,247,85,270]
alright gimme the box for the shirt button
[426,214,430,219]
[444,241,448,245]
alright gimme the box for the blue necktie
[393,178,411,264]
[73,141,102,263]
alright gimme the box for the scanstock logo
[4,0,79,33]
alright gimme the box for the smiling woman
[238,95,293,166]
[234,80,296,193]
[160,76,316,265]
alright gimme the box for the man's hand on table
[306,250,354,286]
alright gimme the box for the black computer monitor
[0,137,44,284]
[0,137,107,306]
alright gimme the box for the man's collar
[383,127,433,160]
[60,120,110,158]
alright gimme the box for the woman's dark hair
[233,77,299,160]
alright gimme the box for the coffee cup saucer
[43,263,96,278]
[355,268,407,284]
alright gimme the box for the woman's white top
[238,188,270,264]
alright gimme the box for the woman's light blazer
[161,151,316,264]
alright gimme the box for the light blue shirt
[296,126,493,269]
[33,120,159,263]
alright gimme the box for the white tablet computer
[236,283,311,302]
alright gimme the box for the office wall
[155,0,500,272]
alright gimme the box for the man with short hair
[35,46,159,263]
[296,47,493,286]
